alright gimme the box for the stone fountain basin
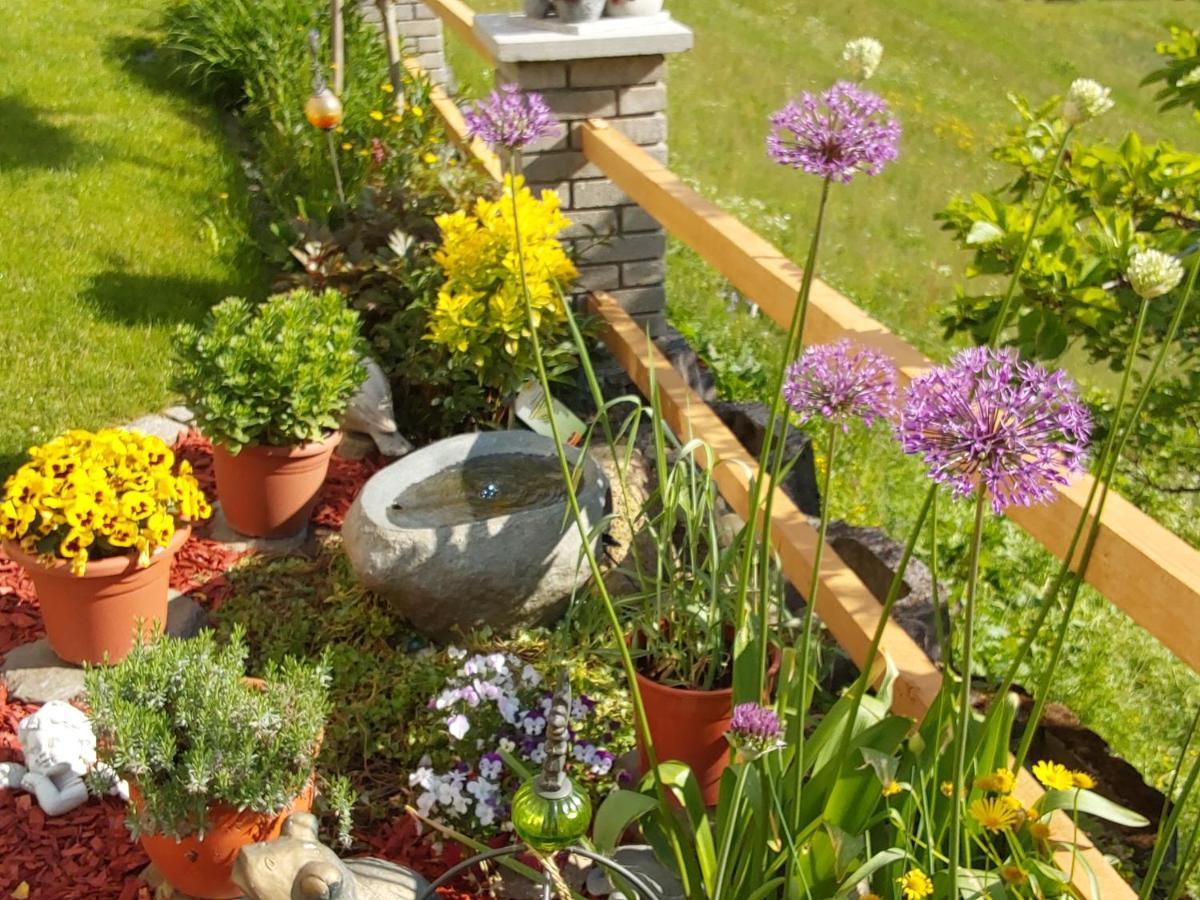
[343,431,608,641]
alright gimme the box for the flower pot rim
[217,432,343,460]
[629,626,783,696]
[2,525,191,580]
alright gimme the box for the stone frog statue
[0,700,128,816]
[233,812,432,900]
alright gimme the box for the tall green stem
[785,423,837,889]
[986,127,1072,347]
[733,178,831,701]
[948,485,989,892]
[505,169,691,893]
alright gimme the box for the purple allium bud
[899,347,1091,514]
[464,84,561,152]
[783,340,898,430]
[767,82,900,182]
[728,703,784,756]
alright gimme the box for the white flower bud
[843,37,884,81]
[1062,78,1113,125]
[1127,249,1185,300]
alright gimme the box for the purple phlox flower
[767,81,900,182]
[898,347,1091,514]
[783,339,898,430]
[464,84,561,152]
[728,703,784,756]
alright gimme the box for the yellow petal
[12,881,30,899]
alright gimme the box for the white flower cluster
[1062,78,1113,125]
[433,649,542,741]
[410,759,508,829]
[1127,248,1185,300]
[843,37,884,81]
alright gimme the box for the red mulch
[0,429,441,898]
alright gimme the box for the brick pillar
[474,14,693,332]
[358,0,451,89]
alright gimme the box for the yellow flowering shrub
[0,429,211,575]
[427,175,578,401]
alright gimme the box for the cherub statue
[0,701,127,816]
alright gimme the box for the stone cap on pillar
[474,12,693,63]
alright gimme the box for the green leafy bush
[173,289,367,451]
[161,0,445,223]
[1143,23,1200,125]
[85,629,330,840]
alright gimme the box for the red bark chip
[311,453,385,529]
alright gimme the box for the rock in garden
[711,400,821,516]
[123,414,190,447]
[343,431,608,641]
[825,520,943,660]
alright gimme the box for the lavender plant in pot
[550,0,605,24]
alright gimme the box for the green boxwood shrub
[173,289,367,451]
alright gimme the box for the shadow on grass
[0,95,83,171]
[81,270,245,327]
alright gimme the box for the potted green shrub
[173,289,367,538]
[85,629,332,899]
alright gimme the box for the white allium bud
[843,37,884,81]
[1062,78,1113,125]
[1127,248,1184,300]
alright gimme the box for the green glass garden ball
[511,779,592,852]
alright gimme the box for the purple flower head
[728,703,784,756]
[783,340,898,430]
[464,84,561,152]
[899,347,1092,514]
[767,81,900,182]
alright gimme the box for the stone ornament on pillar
[474,11,693,334]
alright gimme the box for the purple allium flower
[728,703,784,756]
[899,347,1092,514]
[783,339,898,430]
[767,81,900,182]
[464,84,561,152]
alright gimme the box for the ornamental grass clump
[85,628,331,841]
[173,289,367,452]
[0,428,210,575]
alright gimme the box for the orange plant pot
[212,433,341,539]
[635,673,736,807]
[3,526,189,665]
[132,777,316,899]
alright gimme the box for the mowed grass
[445,0,1200,823]
[0,0,267,477]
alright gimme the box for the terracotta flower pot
[634,642,781,806]
[212,433,342,539]
[132,776,316,899]
[3,526,190,665]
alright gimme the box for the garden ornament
[523,0,553,17]
[342,358,414,458]
[304,28,347,205]
[233,811,431,900]
[418,672,666,900]
[0,701,127,816]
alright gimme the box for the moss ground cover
[0,0,269,478]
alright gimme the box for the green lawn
[0,0,267,477]
[446,0,1200,823]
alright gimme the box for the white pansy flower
[1063,79,1113,125]
[843,37,883,81]
[1128,248,1184,300]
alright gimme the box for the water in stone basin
[387,453,568,528]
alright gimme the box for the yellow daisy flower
[1033,760,1075,791]
[881,780,904,798]
[969,797,1022,833]
[1072,770,1095,789]
[1000,865,1027,886]
[1028,820,1052,841]
[897,869,934,900]
[369,110,385,121]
